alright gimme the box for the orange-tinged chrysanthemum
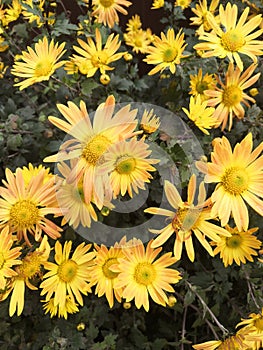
[196,133,263,232]
[71,28,124,78]
[11,36,66,90]
[112,239,182,311]
[140,109,160,135]
[91,0,132,28]
[145,174,231,262]
[40,241,95,309]
[205,62,260,131]
[99,137,159,198]
[0,168,62,246]
[144,28,188,75]
[194,2,263,71]
[87,242,125,308]
[189,68,217,102]
[0,227,21,290]
[211,225,261,267]
[44,96,138,209]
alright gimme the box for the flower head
[125,14,142,32]
[145,174,230,261]
[140,109,160,134]
[174,0,191,10]
[194,2,263,70]
[124,28,153,54]
[192,330,250,349]
[190,0,220,33]
[189,68,217,101]
[196,133,263,231]
[144,28,188,75]
[42,295,79,319]
[11,36,66,90]
[151,0,164,10]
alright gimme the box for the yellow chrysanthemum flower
[237,308,263,345]
[42,295,79,319]
[151,0,164,10]
[194,2,263,71]
[5,0,22,25]
[44,96,138,209]
[182,95,218,135]
[192,330,250,349]
[11,36,66,90]
[9,236,50,316]
[87,242,125,308]
[144,28,188,75]
[196,133,263,232]
[189,68,217,101]
[190,0,220,33]
[124,29,153,54]
[112,239,182,312]
[71,28,124,77]
[91,0,132,28]
[0,227,21,290]
[99,137,159,198]
[205,62,260,131]
[145,174,231,262]
[126,14,142,32]
[140,109,160,134]
[0,168,62,245]
[40,241,95,309]
[174,0,191,10]
[211,225,261,267]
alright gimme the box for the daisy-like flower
[126,14,142,32]
[56,160,98,229]
[11,36,66,90]
[99,137,159,198]
[205,62,260,131]
[211,225,261,267]
[140,109,160,135]
[182,95,218,135]
[192,330,250,349]
[112,239,182,312]
[145,174,230,262]
[91,0,132,28]
[189,68,217,102]
[71,28,124,78]
[40,240,95,309]
[0,227,21,289]
[196,133,263,232]
[193,2,263,71]
[174,0,191,10]
[190,0,220,33]
[9,235,50,316]
[144,28,188,75]
[42,295,79,319]
[0,168,62,245]
[124,28,153,54]
[44,96,138,209]
[151,0,164,10]
[87,242,125,308]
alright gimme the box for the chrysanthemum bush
[0,0,263,349]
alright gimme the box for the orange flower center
[9,199,39,230]
[102,257,118,279]
[99,0,115,8]
[57,260,78,283]
[225,233,242,248]
[116,155,136,174]
[221,29,245,52]
[172,207,200,232]
[82,134,112,166]
[163,47,178,62]
[134,262,156,286]
[221,167,249,195]
[35,59,53,77]
[222,85,242,107]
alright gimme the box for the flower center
[225,233,242,248]
[172,207,200,232]
[57,260,78,283]
[20,253,42,279]
[115,155,136,174]
[222,85,242,107]
[99,0,114,8]
[34,59,53,77]
[221,167,249,195]
[91,51,109,67]
[196,80,208,94]
[134,36,143,48]
[134,262,156,286]
[254,316,263,331]
[221,29,245,52]
[163,47,178,62]
[82,134,112,166]
[0,253,5,270]
[9,199,39,230]
[102,257,118,279]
